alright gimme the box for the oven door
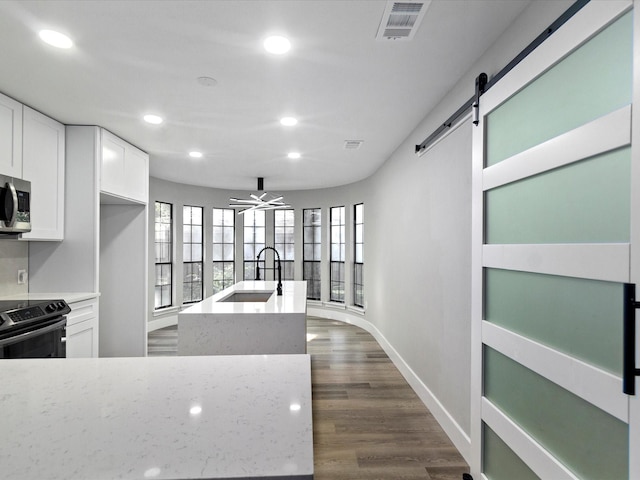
[0,316,66,358]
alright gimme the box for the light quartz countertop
[182,280,307,316]
[0,354,313,480]
[0,291,98,303]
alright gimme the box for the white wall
[0,239,28,296]
[147,0,574,462]
[367,119,473,438]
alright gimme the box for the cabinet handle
[623,283,640,395]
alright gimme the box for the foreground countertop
[181,280,307,316]
[0,354,313,480]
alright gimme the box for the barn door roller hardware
[415,0,591,155]
[472,73,488,126]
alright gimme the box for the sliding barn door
[471,1,639,479]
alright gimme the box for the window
[183,206,203,304]
[330,206,345,303]
[353,203,364,308]
[213,208,235,294]
[274,209,295,280]
[303,208,321,300]
[154,201,172,309]
[243,210,265,280]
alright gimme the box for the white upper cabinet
[21,106,65,241]
[0,92,23,178]
[100,129,126,197]
[124,146,149,203]
[100,129,148,204]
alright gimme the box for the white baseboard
[148,313,178,332]
[307,305,472,463]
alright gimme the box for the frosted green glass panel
[485,147,630,244]
[483,423,539,480]
[484,347,628,480]
[485,269,623,375]
[486,12,632,166]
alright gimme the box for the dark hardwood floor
[148,316,469,479]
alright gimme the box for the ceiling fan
[229,177,291,214]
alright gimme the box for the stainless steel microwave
[0,174,31,234]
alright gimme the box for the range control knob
[45,303,57,313]
[56,301,66,310]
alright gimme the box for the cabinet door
[124,146,148,204]
[0,93,23,178]
[66,318,99,358]
[100,129,126,198]
[21,106,65,241]
[66,298,99,358]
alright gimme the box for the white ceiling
[0,0,531,191]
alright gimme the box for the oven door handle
[0,317,66,348]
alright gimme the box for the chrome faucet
[255,246,283,296]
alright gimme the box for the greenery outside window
[274,209,295,280]
[243,210,265,280]
[154,201,172,309]
[353,203,364,308]
[303,208,321,300]
[213,208,235,294]
[183,205,203,304]
[330,206,345,303]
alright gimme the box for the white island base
[178,281,308,356]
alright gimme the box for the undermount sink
[220,291,274,303]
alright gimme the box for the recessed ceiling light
[189,151,203,158]
[39,30,73,49]
[263,35,291,55]
[288,152,301,159]
[280,117,298,127]
[143,114,163,125]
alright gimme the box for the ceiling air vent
[376,0,431,41]
[344,140,364,150]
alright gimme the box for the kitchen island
[0,354,313,480]
[178,280,307,356]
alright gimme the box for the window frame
[182,205,203,304]
[243,210,266,280]
[274,209,295,281]
[154,201,173,310]
[353,203,364,308]
[303,208,322,300]
[213,207,236,294]
[330,205,346,303]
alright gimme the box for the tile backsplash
[0,239,28,297]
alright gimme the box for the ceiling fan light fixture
[229,177,291,214]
